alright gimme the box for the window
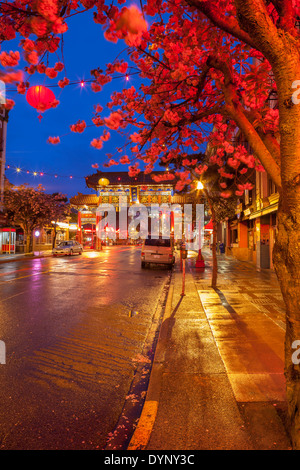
[145,238,171,247]
[231,229,238,244]
[268,177,277,195]
[58,241,71,247]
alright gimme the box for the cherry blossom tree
[1,0,300,446]
[4,184,68,252]
[100,2,300,446]
[50,192,69,247]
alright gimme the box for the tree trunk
[204,191,218,288]
[52,225,57,249]
[25,231,31,254]
[273,200,300,448]
[211,211,218,289]
[271,57,300,448]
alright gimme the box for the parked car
[52,240,83,256]
[141,238,175,268]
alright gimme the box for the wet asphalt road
[0,246,171,449]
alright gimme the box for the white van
[141,238,175,268]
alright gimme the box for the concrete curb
[127,283,174,450]
[0,253,53,264]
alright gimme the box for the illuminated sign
[130,187,139,203]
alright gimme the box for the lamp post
[34,230,40,256]
[195,181,205,268]
[66,216,71,240]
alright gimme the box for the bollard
[181,257,186,296]
[180,244,187,296]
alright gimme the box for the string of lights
[5,71,137,94]
[5,164,85,180]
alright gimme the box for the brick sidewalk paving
[190,250,286,331]
[188,250,290,448]
[131,252,291,450]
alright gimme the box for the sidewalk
[128,250,291,450]
[0,250,53,263]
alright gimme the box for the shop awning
[204,220,213,230]
[249,203,278,220]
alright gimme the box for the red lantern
[26,85,56,121]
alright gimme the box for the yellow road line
[127,283,174,450]
[0,269,52,284]
[127,401,158,450]
[2,291,26,301]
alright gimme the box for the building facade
[0,105,8,213]
[0,106,13,254]
[222,171,279,270]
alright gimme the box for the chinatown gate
[70,170,194,249]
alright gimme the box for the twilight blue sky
[4,9,140,198]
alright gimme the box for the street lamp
[195,181,205,268]
[34,230,40,256]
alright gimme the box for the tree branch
[244,109,281,167]
[271,0,299,37]
[186,0,258,49]
[234,0,287,63]
[226,103,282,188]
[174,104,227,128]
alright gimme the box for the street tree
[100,3,300,446]
[198,182,238,290]
[4,185,68,252]
[50,192,70,248]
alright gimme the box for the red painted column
[77,212,82,244]
[170,210,174,233]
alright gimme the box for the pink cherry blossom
[0,51,20,67]
[90,138,103,149]
[47,136,60,144]
[70,120,87,133]
[104,112,122,130]
[4,99,15,110]
[120,155,130,164]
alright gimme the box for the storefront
[249,204,278,270]
[0,228,16,254]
